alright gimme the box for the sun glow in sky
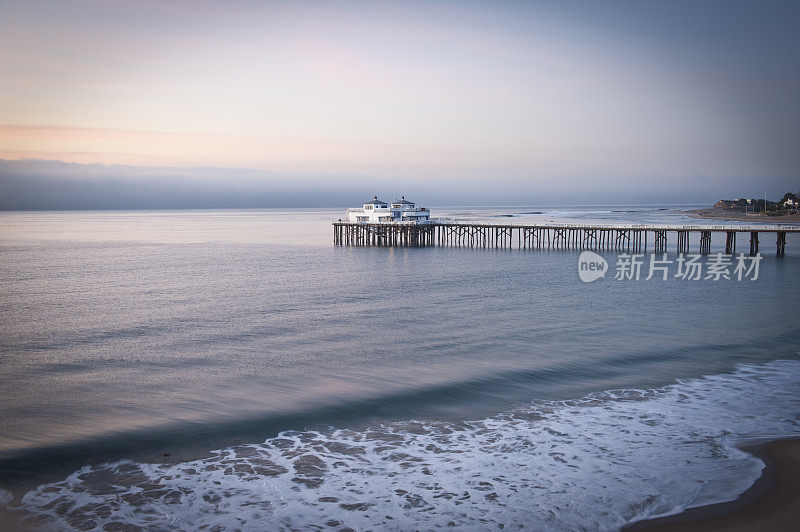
[1,0,798,204]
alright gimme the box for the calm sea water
[1,206,799,530]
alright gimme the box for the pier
[332,222,799,255]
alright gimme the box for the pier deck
[332,221,800,255]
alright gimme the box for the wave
[491,212,544,217]
[8,358,800,531]
[543,210,615,217]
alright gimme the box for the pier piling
[725,231,736,254]
[750,232,759,255]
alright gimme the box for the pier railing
[332,221,799,255]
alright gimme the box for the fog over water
[2,159,798,210]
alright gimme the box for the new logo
[578,251,608,282]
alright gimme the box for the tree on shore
[714,192,798,212]
[780,192,799,203]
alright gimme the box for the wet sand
[630,438,800,531]
[687,208,800,223]
[0,509,28,532]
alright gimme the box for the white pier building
[347,196,431,223]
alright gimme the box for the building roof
[364,195,388,205]
[392,195,414,205]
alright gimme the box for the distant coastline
[686,208,800,223]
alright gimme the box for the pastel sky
[1,0,798,205]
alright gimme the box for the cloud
[2,158,792,210]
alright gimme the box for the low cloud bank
[0,158,781,210]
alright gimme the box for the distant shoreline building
[713,200,737,209]
[346,196,431,223]
[780,193,799,210]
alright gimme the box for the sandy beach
[687,208,800,223]
[0,511,27,532]
[632,438,800,531]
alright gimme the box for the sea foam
[11,358,800,531]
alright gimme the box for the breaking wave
[9,359,800,531]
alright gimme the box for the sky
[1,0,799,208]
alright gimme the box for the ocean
[1,206,799,530]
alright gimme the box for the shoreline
[1,439,798,530]
[629,437,800,531]
[686,208,800,223]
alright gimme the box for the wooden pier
[333,221,799,255]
